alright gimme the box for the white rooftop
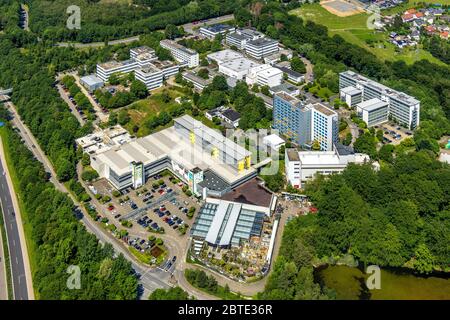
[207,49,244,64]
[91,118,255,183]
[341,85,361,96]
[249,64,282,77]
[357,98,389,112]
[263,134,285,147]
[297,150,369,166]
[220,57,260,72]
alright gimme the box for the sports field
[289,3,447,65]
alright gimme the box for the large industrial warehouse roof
[91,116,255,184]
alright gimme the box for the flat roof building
[218,57,261,80]
[207,49,244,65]
[273,92,312,147]
[262,134,285,151]
[160,39,199,68]
[96,59,138,82]
[80,74,104,92]
[285,146,369,189]
[83,115,256,194]
[135,64,164,90]
[245,38,279,60]
[310,103,339,151]
[225,28,265,50]
[200,24,235,39]
[269,82,300,97]
[340,85,362,107]
[273,64,305,84]
[182,71,212,92]
[339,70,420,129]
[273,93,338,151]
[246,64,283,88]
[356,98,389,127]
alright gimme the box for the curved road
[4,101,215,299]
[55,14,234,48]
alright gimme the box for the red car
[107,205,115,211]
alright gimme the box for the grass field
[383,0,450,15]
[289,3,447,66]
[124,85,187,137]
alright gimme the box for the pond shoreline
[314,264,450,300]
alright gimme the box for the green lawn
[124,85,188,137]
[383,0,450,15]
[289,3,447,66]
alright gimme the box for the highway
[3,101,214,299]
[0,146,28,300]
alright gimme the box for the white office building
[285,147,369,189]
[182,71,212,91]
[151,60,180,79]
[245,38,279,60]
[199,24,235,39]
[246,64,283,88]
[356,98,389,127]
[135,65,164,90]
[219,57,261,80]
[310,103,339,152]
[225,28,265,49]
[96,59,138,82]
[130,46,156,59]
[340,85,362,107]
[160,39,199,68]
[339,70,420,129]
[207,49,244,65]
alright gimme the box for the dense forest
[234,2,450,148]
[0,110,138,299]
[422,35,450,65]
[231,1,450,298]
[23,0,238,42]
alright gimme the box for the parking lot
[88,171,201,262]
[377,122,413,145]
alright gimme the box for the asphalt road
[56,14,234,48]
[4,101,174,297]
[0,157,28,300]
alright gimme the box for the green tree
[130,80,148,99]
[290,57,306,73]
[413,244,435,274]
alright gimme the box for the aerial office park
[76,114,279,281]
[70,21,422,283]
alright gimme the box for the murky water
[315,265,450,300]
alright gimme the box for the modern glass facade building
[191,198,267,247]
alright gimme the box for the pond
[315,265,450,300]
